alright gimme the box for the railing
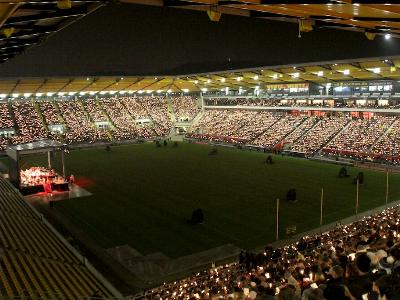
[0,291,122,300]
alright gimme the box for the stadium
[0,1,400,300]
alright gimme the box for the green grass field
[12,142,400,258]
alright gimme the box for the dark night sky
[0,2,400,77]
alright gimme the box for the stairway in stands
[79,99,113,141]
[187,110,204,133]
[96,99,116,129]
[33,100,49,134]
[7,101,19,135]
[165,96,176,123]
[51,101,65,124]
[50,100,68,142]
[94,99,115,141]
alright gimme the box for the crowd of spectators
[204,98,399,110]
[99,98,140,140]
[38,101,64,141]
[0,97,176,149]
[0,102,14,150]
[284,117,318,145]
[238,111,282,141]
[11,101,48,144]
[0,102,14,128]
[122,96,165,138]
[190,110,282,144]
[4,97,400,163]
[190,111,353,154]
[253,115,305,149]
[285,116,349,154]
[39,101,61,125]
[138,96,173,136]
[371,119,400,162]
[324,116,396,157]
[58,100,110,144]
[205,98,278,107]
[82,99,108,122]
[189,110,400,157]
[131,205,400,300]
[191,110,253,142]
[172,96,200,122]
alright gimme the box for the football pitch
[15,142,400,258]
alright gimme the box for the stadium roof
[123,0,400,38]
[0,0,105,63]
[6,140,64,160]
[0,56,399,95]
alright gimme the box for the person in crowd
[69,174,75,185]
[127,205,400,300]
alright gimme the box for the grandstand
[3,72,400,299]
[0,0,400,299]
[128,203,400,300]
[0,176,121,299]
[5,94,400,163]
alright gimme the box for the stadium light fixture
[292,72,300,78]
[0,94,6,98]
[201,88,208,92]
[36,93,43,97]
[372,68,381,74]
[272,74,278,79]
[68,92,76,96]
[236,77,242,82]
[89,91,97,95]
[182,89,189,93]
[58,92,65,96]
[194,80,199,84]
[119,90,126,94]
[207,79,211,83]
[343,69,350,75]
[79,91,86,96]
[317,71,324,77]
[99,91,106,95]
[128,90,135,94]
[157,90,163,93]
[46,92,54,97]
[12,93,19,97]
[146,90,152,94]
[138,90,144,94]
[24,93,32,97]
[385,33,391,40]
[253,75,259,80]
[109,91,116,95]
[220,78,226,83]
